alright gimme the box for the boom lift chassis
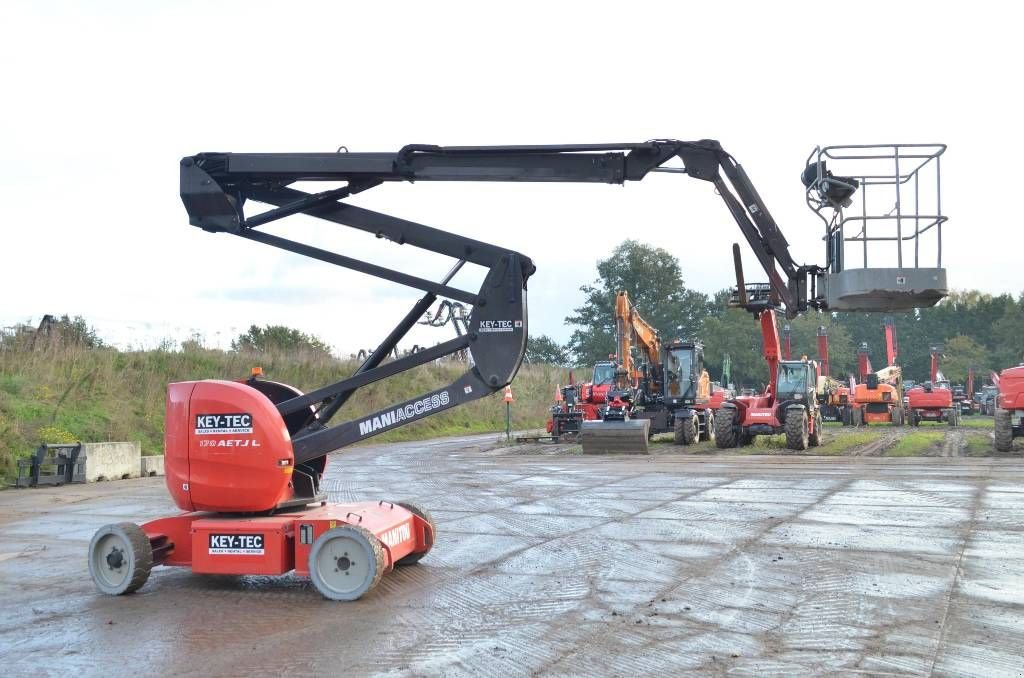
[88,139,948,601]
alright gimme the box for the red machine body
[127,379,434,597]
[907,347,958,426]
[998,366,1024,411]
[993,365,1024,451]
[546,361,615,435]
[717,305,823,450]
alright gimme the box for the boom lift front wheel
[308,525,386,601]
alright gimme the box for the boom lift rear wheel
[88,522,153,595]
[309,525,386,601]
[394,502,436,565]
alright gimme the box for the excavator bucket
[579,419,650,454]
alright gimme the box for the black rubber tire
[909,409,919,427]
[808,410,822,447]
[88,522,153,596]
[994,408,1014,452]
[852,407,863,427]
[946,409,958,427]
[892,407,904,427]
[714,408,737,448]
[394,502,437,566]
[840,407,851,427]
[699,411,716,443]
[309,525,385,601]
[785,408,809,451]
[551,418,561,438]
[674,415,697,446]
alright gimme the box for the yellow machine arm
[614,291,662,388]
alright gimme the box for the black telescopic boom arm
[180,138,814,462]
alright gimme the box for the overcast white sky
[1,1,1020,355]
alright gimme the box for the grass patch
[959,416,993,429]
[964,432,993,456]
[886,431,945,456]
[0,341,568,484]
[819,431,880,455]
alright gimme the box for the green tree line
[528,241,1024,388]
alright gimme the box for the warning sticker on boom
[208,533,265,555]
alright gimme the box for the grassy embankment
[0,342,564,483]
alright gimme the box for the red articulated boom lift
[851,317,905,426]
[87,139,949,600]
[906,346,959,426]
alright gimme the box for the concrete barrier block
[140,455,165,477]
[84,442,141,482]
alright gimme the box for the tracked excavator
[88,139,949,601]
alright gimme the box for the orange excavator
[580,291,714,453]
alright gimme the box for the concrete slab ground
[0,434,1021,676]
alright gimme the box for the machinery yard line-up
[87,140,950,601]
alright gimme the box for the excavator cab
[664,343,697,401]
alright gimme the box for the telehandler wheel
[394,502,437,566]
[674,416,697,445]
[852,407,863,427]
[699,411,716,443]
[309,525,386,601]
[994,408,1014,452]
[909,409,919,426]
[808,410,823,448]
[88,522,153,596]
[714,409,737,448]
[946,408,958,427]
[785,409,809,451]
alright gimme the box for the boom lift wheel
[309,525,386,601]
[785,409,809,451]
[393,502,436,565]
[88,522,153,595]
